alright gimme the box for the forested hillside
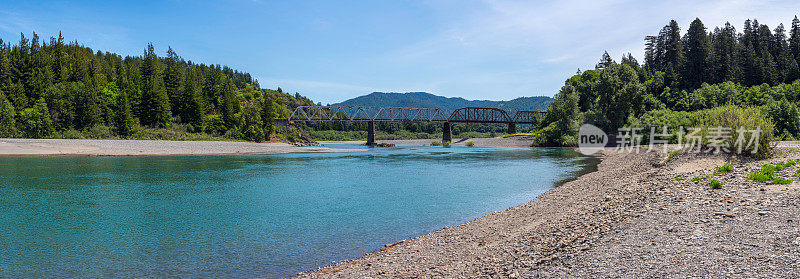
[538,16,800,156]
[334,92,552,113]
[0,32,316,142]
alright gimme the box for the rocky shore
[300,145,800,278]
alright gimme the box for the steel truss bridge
[287,106,545,145]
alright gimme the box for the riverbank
[300,145,800,278]
[320,135,535,147]
[0,138,367,156]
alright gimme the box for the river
[0,144,598,278]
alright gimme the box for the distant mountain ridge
[332,92,553,113]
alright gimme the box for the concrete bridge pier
[507,123,516,134]
[367,121,376,145]
[442,122,452,143]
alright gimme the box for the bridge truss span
[373,107,448,122]
[511,111,546,124]
[287,105,546,144]
[288,106,372,122]
[447,107,512,124]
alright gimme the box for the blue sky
[1,0,799,104]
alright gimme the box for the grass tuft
[691,176,707,182]
[713,163,734,175]
[709,179,723,189]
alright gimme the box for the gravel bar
[0,138,366,156]
[300,146,800,278]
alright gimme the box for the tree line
[0,32,316,141]
[643,17,800,89]
[538,16,800,148]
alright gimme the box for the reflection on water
[0,145,598,278]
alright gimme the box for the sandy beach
[301,145,800,278]
[0,138,367,156]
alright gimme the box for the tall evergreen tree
[179,67,204,128]
[774,24,793,83]
[683,18,713,89]
[73,81,102,128]
[595,51,615,70]
[262,97,276,138]
[0,93,16,137]
[710,22,739,83]
[139,43,172,127]
[663,20,684,87]
[164,46,183,114]
[114,91,135,136]
[220,77,239,128]
[790,16,800,70]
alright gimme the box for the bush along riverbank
[300,144,800,278]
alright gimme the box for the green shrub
[713,163,734,175]
[691,176,707,182]
[84,125,113,139]
[709,179,723,189]
[776,160,798,169]
[748,163,795,184]
[773,178,793,185]
[761,164,783,174]
[690,105,774,158]
[442,141,451,147]
[748,171,772,183]
[764,101,800,139]
[465,141,475,147]
[630,105,775,158]
[431,141,442,146]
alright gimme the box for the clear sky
[1,0,799,104]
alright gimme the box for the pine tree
[620,53,640,69]
[595,51,615,70]
[262,97,277,138]
[164,46,183,114]
[139,43,172,127]
[114,91,135,136]
[683,18,713,89]
[0,93,16,137]
[790,16,800,71]
[663,20,684,87]
[710,22,739,83]
[774,24,792,83]
[180,67,204,128]
[644,35,658,72]
[220,77,239,128]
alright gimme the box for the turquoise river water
[0,144,598,278]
